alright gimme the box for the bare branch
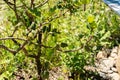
[13,0,19,21]
[0,37,27,41]
[0,44,16,54]
[0,43,36,58]
[0,37,28,55]
[34,10,70,39]
[35,0,49,8]
[15,40,28,54]
[26,22,35,36]
[22,48,36,58]
[8,36,36,58]
[3,0,14,10]
[11,22,22,36]
[30,0,34,8]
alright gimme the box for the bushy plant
[0,0,120,80]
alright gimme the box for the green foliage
[0,0,120,80]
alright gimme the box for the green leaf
[61,43,68,47]
[100,41,110,45]
[42,26,47,33]
[47,24,51,32]
[26,8,41,19]
[49,6,56,13]
[100,31,111,41]
[0,60,10,65]
[81,0,90,4]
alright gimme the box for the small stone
[110,53,118,58]
[98,72,106,78]
[108,57,115,60]
[96,51,107,59]
[107,70,113,74]
[101,59,114,68]
[111,47,118,54]
[100,67,110,73]
[116,56,120,75]
[84,66,96,72]
[111,68,118,72]
[118,45,120,56]
[108,73,120,80]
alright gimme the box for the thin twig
[0,44,16,54]
[3,0,14,10]
[13,0,19,21]
[11,22,22,36]
[15,40,28,54]
[8,37,36,58]
[35,0,49,8]
[26,22,35,36]
[0,44,36,58]
[0,37,27,41]
[0,39,28,55]
[35,10,69,38]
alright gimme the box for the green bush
[0,0,120,80]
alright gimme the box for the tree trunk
[36,32,43,80]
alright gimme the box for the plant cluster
[0,0,120,80]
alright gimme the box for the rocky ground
[87,45,120,80]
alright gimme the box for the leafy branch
[61,35,93,53]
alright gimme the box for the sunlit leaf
[87,14,95,23]
[100,31,111,41]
